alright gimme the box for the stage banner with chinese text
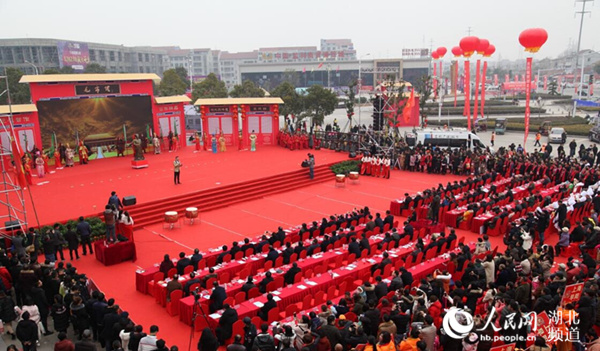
[57,41,90,71]
[561,283,585,306]
[536,311,552,340]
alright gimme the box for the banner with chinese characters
[561,283,585,306]
[536,311,553,340]
[75,84,121,96]
[489,343,516,351]
[57,41,90,71]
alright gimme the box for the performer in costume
[23,160,33,185]
[365,154,372,175]
[250,130,257,152]
[65,145,75,167]
[360,154,368,175]
[168,131,174,151]
[35,152,45,178]
[203,132,209,151]
[211,134,218,153]
[382,158,391,179]
[54,149,62,168]
[78,141,89,164]
[218,132,226,152]
[42,153,50,174]
[153,134,161,154]
[194,132,201,152]
[116,137,125,157]
[172,135,179,151]
[372,156,380,177]
[132,135,145,161]
[96,146,104,159]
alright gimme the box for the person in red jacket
[427,295,443,327]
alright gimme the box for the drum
[164,211,178,223]
[348,172,359,180]
[336,174,346,183]
[186,207,199,219]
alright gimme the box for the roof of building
[19,73,161,84]
[0,104,38,114]
[220,51,258,60]
[259,46,317,52]
[155,95,192,104]
[194,97,284,106]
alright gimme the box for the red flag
[494,74,498,86]
[402,90,415,123]
[317,62,324,69]
[543,75,548,90]
[10,133,27,189]
[302,67,306,73]
[505,74,509,83]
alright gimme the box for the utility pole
[466,27,474,35]
[572,0,593,117]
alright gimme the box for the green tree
[42,68,61,74]
[548,80,559,96]
[191,73,228,100]
[173,66,190,87]
[413,75,433,126]
[270,81,303,118]
[0,67,31,104]
[229,80,265,98]
[158,69,187,96]
[60,66,75,74]
[595,62,600,75]
[303,85,338,126]
[84,63,106,73]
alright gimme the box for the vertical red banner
[543,76,548,90]
[505,74,509,83]
[481,61,488,118]
[521,74,525,82]
[439,61,443,95]
[465,60,471,130]
[514,74,519,82]
[473,59,481,123]
[433,61,438,99]
[454,61,458,107]
[494,74,498,86]
[524,57,532,147]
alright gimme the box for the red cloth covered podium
[94,240,136,266]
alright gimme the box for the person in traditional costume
[194,132,201,152]
[172,135,179,151]
[42,153,50,174]
[211,134,218,153]
[54,148,62,168]
[35,152,45,178]
[250,130,257,152]
[65,145,75,167]
[78,141,88,164]
[218,132,226,152]
[204,132,209,151]
[168,131,174,151]
[141,135,148,153]
[23,159,33,185]
[116,137,125,157]
[153,134,161,154]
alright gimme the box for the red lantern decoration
[451,46,463,57]
[432,51,439,60]
[436,47,447,58]
[484,44,496,57]
[459,36,480,58]
[476,39,490,55]
[519,28,548,53]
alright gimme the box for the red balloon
[432,51,439,60]
[436,47,447,57]
[519,28,548,53]
[460,36,480,57]
[451,46,463,57]
[476,39,490,55]
[484,44,496,57]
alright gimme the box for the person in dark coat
[209,281,227,313]
[257,294,277,321]
[16,311,38,351]
[101,304,120,351]
[31,280,51,335]
[0,290,17,338]
[576,295,595,337]
[51,294,70,333]
[198,327,219,351]
[284,263,301,285]
[64,225,80,260]
[75,329,97,351]
[70,296,90,340]
[216,304,238,345]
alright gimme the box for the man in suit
[183,272,201,296]
[281,242,294,264]
[306,239,320,256]
[371,252,392,274]
[445,230,457,249]
[216,245,230,264]
[294,241,305,256]
[240,238,255,256]
[373,276,388,300]
[402,193,412,210]
[255,235,270,253]
[275,227,286,244]
[374,213,384,230]
[217,304,238,345]
[202,268,218,288]
[176,252,192,275]
[359,234,371,256]
[365,215,376,232]
[320,235,331,252]
[229,242,241,258]
[348,237,361,258]
[241,276,256,298]
[557,200,568,228]
[258,272,273,294]
[209,281,227,313]
[403,221,414,240]
[266,246,278,265]
[257,294,277,321]
[190,249,203,271]
[383,210,394,228]
[284,263,301,285]
[308,221,319,238]
[166,274,182,301]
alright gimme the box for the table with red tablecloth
[94,240,136,266]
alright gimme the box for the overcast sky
[1,0,598,61]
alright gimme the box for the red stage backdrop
[241,104,279,146]
[384,95,420,127]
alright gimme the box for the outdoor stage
[24,146,348,226]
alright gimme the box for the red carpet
[19,146,350,227]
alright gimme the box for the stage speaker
[123,196,137,206]
[4,221,20,231]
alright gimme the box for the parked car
[548,127,567,144]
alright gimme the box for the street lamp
[358,53,371,127]
[24,60,38,75]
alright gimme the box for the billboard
[37,96,152,147]
[57,41,90,71]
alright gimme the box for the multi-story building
[0,38,169,75]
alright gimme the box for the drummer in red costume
[371,156,379,177]
[382,157,391,179]
[302,133,309,149]
[360,153,369,175]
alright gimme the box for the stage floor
[21,146,349,226]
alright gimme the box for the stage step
[128,162,341,230]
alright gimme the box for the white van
[405,128,487,151]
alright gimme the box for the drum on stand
[348,172,359,184]
[185,207,199,224]
[335,174,346,187]
[164,211,179,229]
